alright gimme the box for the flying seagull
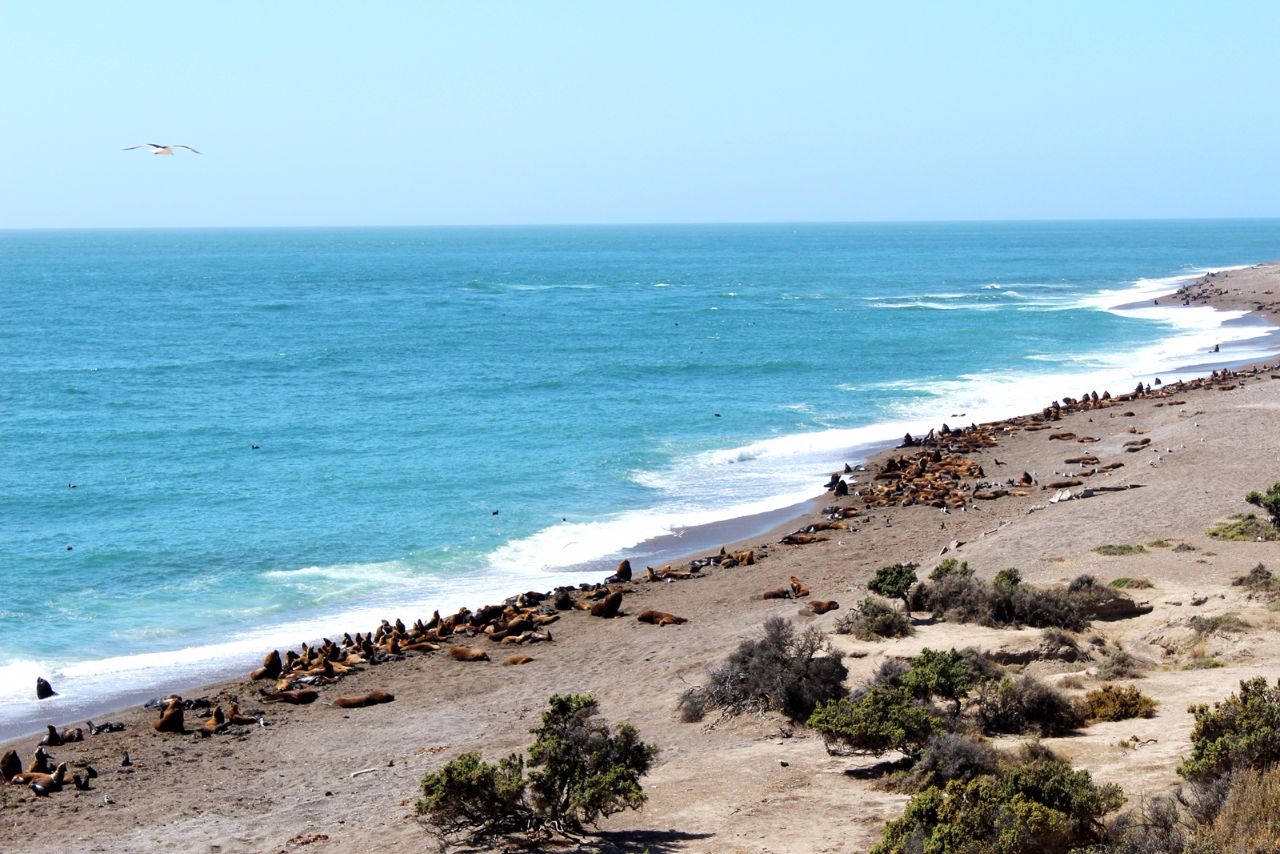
[123,144,201,155]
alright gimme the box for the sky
[1,1,1278,228]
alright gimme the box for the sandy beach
[4,265,1280,853]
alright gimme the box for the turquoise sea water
[2,220,1278,735]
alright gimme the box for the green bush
[1093,544,1146,556]
[835,596,913,640]
[808,685,941,758]
[1207,514,1280,542]
[416,694,656,844]
[1081,684,1157,722]
[976,675,1084,737]
[1109,576,1153,590]
[919,571,1087,631]
[900,647,975,717]
[869,563,918,615]
[993,567,1022,590]
[1179,676,1280,784]
[677,617,847,722]
[871,758,1123,854]
[1245,482,1280,525]
[908,732,1001,791]
[1096,647,1146,680]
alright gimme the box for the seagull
[123,143,201,155]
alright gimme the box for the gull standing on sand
[122,144,202,155]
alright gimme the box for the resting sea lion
[807,599,840,615]
[201,706,228,735]
[251,650,283,681]
[789,576,810,598]
[589,591,623,618]
[449,646,490,662]
[35,677,57,699]
[154,699,186,733]
[332,690,395,708]
[504,655,534,666]
[637,610,688,626]
[260,689,320,705]
[38,724,63,746]
[1,750,20,782]
[762,587,790,600]
[606,559,632,583]
[734,550,755,566]
[59,727,84,743]
[27,747,53,774]
[11,762,68,792]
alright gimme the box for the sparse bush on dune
[808,684,941,758]
[868,563,918,616]
[1096,647,1147,680]
[1081,684,1157,722]
[1109,576,1154,590]
[914,562,1089,631]
[1208,514,1280,542]
[1245,481,1280,526]
[835,596,913,640]
[1178,676,1280,784]
[976,674,1085,737]
[907,732,1001,790]
[677,616,847,723]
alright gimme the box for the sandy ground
[3,268,1280,854]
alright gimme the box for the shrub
[871,758,1123,854]
[808,684,940,758]
[900,647,975,717]
[993,567,1022,590]
[1097,647,1146,680]
[930,557,973,581]
[1194,765,1280,852]
[835,597,912,641]
[908,732,1001,790]
[1109,576,1153,589]
[677,617,847,722]
[1232,563,1276,596]
[1068,574,1099,593]
[1179,676,1280,784]
[1189,613,1248,636]
[416,694,656,844]
[1245,481,1280,525]
[869,563,918,615]
[976,675,1085,737]
[917,571,1087,631]
[1093,544,1146,556]
[1208,514,1280,542]
[1081,684,1157,722]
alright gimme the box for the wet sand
[3,267,1280,853]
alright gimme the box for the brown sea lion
[260,689,320,705]
[11,762,68,793]
[448,646,490,662]
[332,690,395,708]
[762,587,790,600]
[504,655,534,666]
[807,599,840,615]
[636,610,688,626]
[589,591,623,618]
[251,650,282,681]
[226,701,259,725]
[201,706,229,735]
[611,559,632,582]
[27,747,53,774]
[789,576,810,598]
[733,550,755,566]
[154,699,186,733]
[1,750,20,782]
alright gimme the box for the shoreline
[5,264,1280,743]
[3,311,1280,850]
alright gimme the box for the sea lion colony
[7,365,1271,813]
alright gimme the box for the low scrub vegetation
[1232,563,1277,598]
[1207,514,1280,542]
[914,559,1088,631]
[416,694,656,846]
[1108,576,1153,590]
[1093,543,1146,556]
[1096,647,1147,680]
[1188,612,1249,637]
[677,617,847,722]
[835,596,912,640]
[1081,684,1157,722]
[975,674,1085,737]
[808,684,941,758]
[1245,481,1280,526]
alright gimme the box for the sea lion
[35,677,57,699]
[12,763,68,794]
[154,699,186,733]
[251,650,283,681]
[260,689,320,705]
[448,646,490,662]
[201,706,229,735]
[504,655,534,666]
[807,599,840,615]
[762,587,790,600]
[1,750,20,782]
[606,559,632,584]
[589,591,623,618]
[734,550,755,566]
[225,701,259,725]
[636,610,688,626]
[332,690,395,708]
[38,724,63,747]
[27,747,53,774]
[86,719,125,735]
[789,576,810,598]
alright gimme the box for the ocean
[2,220,1278,737]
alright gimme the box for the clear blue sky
[2,1,1277,228]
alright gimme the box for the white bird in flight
[123,143,201,155]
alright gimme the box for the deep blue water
[2,220,1278,732]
